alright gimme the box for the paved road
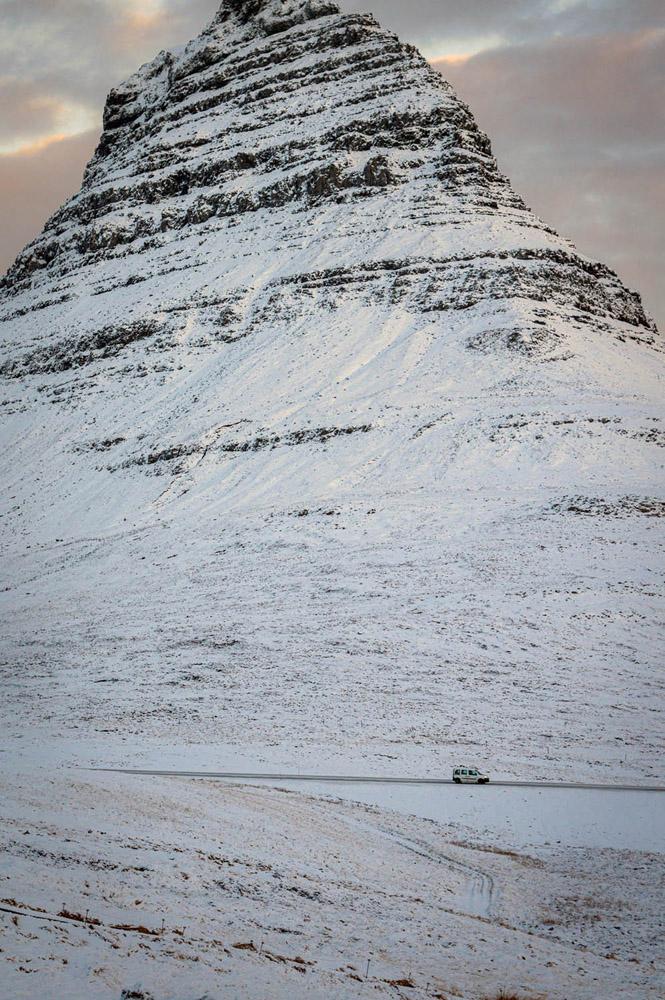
[91,768,665,792]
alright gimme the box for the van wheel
[453,777,460,784]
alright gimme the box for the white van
[452,766,490,784]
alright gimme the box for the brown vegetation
[110,922,159,936]
[57,908,101,925]
[482,992,543,1000]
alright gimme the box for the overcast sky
[1,0,663,327]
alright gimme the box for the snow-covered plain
[1,765,664,1000]
[2,481,663,785]
[1,0,664,995]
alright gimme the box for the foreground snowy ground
[1,764,664,1000]
[2,378,663,998]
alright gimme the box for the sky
[1,0,663,328]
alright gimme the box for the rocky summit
[0,0,663,774]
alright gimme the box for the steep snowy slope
[0,0,663,777]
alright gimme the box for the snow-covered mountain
[1,0,663,777]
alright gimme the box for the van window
[461,769,468,775]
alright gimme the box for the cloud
[435,29,665,152]
[0,78,64,150]
[0,0,221,135]
[433,24,665,326]
[0,130,99,274]
[343,0,665,51]
[0,0,220,275]
[0,77,99,153]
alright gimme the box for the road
[90,768,665,792]
[89,767,665,850]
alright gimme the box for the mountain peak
[211,0,340,36]
[0,0,660,532]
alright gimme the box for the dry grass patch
[58,908,101,925]
[482,992,543,1000]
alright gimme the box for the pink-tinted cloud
[0,131,99,274]
[433,26,665,328]
[434,29,665,152]
[0,78,66,149]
